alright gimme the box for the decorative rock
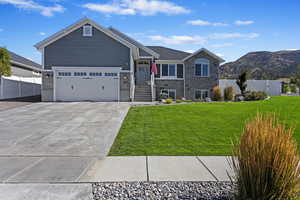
[92,181,234,200]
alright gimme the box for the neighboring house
[0,50,42,100]
[34,18,224,102]
[8,50,41,77]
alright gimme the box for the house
[0,49,42,100]
[34,18,224,102]
[7,50,41,77]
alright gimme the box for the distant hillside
[220,50,300,79]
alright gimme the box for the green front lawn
[109,96,300,156]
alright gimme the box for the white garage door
[54,68,120,102]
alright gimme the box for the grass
[109,96,300,156]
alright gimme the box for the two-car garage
[53,67,120,102]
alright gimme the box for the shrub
[212,86,222,101]
[230,113,300,200]
[244,91,267,101]
[236,71,247,96]
[283,84,291,93]
[165,98,173,104]
[175,99,182,103]
[224,86,234,101]
[290,85,297,93]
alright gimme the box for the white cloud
[286,49,298,51]
[185,49,195,53]
[39,32,46,36]
[211,43,233,48]
[83,0,190,16]
[209,33,259,39]
[0,0,65,16]
[235,20,254,25]
[149,35,206,45]
[216,53,224,57]
[187,19,228,27]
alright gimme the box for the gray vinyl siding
[155,80,184,100]
[120,72,131,101]
[184,51,220,100]
[44,25,130,70]
[11,65,40,77]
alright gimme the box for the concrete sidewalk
[81,156,234,182]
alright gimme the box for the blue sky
[0,0,300,64]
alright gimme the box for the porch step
[134,85,152,102]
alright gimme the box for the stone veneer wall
[41,71,54,102]
[155,80,184,100]
[119,72,131,102]
[184,52,220,100]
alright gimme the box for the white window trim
[83,25,92,37]
[194,59,210,77]
[161,89,176,99]
[195,89,210,99]
[156,63,184,80]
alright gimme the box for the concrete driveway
[0,102,130,183]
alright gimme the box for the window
[74,72,87,76]
[154,64,160,78]
[158,64,183,78]
[195,58,210,77]
[104,72,118,77]
[58,72,71,76]
[89,72,102,76]
[161,89,176,99]
[177,64,183,78]
[195,89,209,99]
[83,25,92,37]
[169,64,176,76]
[162,64,168,76]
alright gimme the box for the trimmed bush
[175,99,183,103]
[290,85,297,93]
[224,86,234,101]
[165,98,173,104]
[212,86,222,101]
[230,113,300,200]
[244,91,267,101]
[283,84,291,93]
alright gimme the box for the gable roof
[34,18,138,58]
[8,50,41,71]
[108,27,160,58]
[146,46,191,60]
[183,48,225,63]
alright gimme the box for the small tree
[0,47,11,76]
[236,71,247,96]
[291,64,300,94]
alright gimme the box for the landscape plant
[236,71,247,96]
[244,91,267,101]
[165,98,173,104]
[224,86,234,101]
[291,65,300,94]
[230,113,300,200]
[212,86,222,101]
[0,47,11,76]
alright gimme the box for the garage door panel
[55,70,119,102]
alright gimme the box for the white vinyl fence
[219,79,282,96]
[0,76,41,100]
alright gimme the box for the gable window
[83,25,92,37]
[195,89,209,99]
[161,89,176,99]
[195,58,210,77]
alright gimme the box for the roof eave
[182,48,225,63]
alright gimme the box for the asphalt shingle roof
[8,50,41,70]
[146,46,191,60]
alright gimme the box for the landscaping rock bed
[93,181,234,200]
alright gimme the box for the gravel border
[93,181,234,200]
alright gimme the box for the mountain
[220,50,300,79]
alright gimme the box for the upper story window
[74,72,87,76]
[157,63,183,79]
[83,25,92,37]
[58,72,71,76]
[195,58,210,77]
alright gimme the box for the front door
[136,65,150,85]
